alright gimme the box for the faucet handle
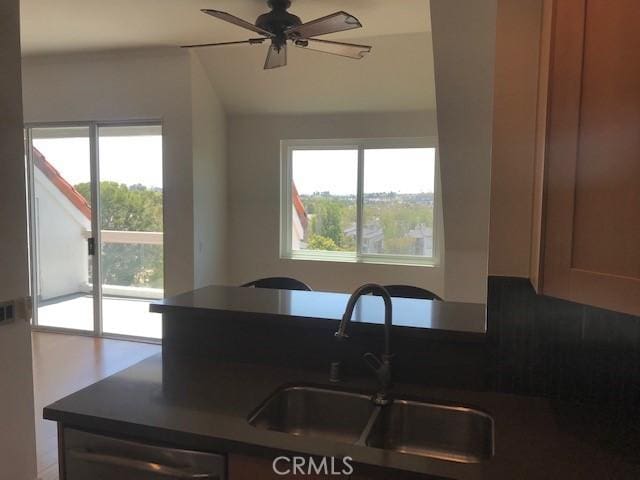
[363,352,392,385]
[363,352,384,372]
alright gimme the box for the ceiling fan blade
[201,9,273,37]
[264,44,287,70]
[285,11,362,39]
[181,38,267,49]
[294,38,372,59]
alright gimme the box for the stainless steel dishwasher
[63,428,226,479]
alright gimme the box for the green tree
[76,182,162,231]
[303,197,347,247]
[307,234,340,251]
[76,182,163,288]
[318,201,345,246]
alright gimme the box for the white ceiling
[20,0,431,56]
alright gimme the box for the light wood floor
[32,332,161,480]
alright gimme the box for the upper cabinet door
[542,0,640,315]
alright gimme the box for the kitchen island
[43,286,640,479]
[45,353,639,479]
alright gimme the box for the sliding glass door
[28,126,95,332]
[26,122,163,340]
[98,125,163,339]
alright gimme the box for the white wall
[33,168,90,300]
[430,0,497,303]
[21,49,195,296]
[227,111,447,296]
[226,5,498,304]
[190,52,228,287]
[0,0,38,478]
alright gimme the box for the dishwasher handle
[69,449,220,479]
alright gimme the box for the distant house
[344,223,385,253]
[344,222,433,256]
[408,224,433,257]
[32,147,91,301]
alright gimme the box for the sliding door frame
[25,119,163,344]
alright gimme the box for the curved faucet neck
[336,284,393,356]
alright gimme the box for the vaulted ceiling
[20,0,433,115]
[196,32,435,114]
[21,0,431,55]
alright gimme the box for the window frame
[280,137,441,266]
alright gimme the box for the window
[281,138,439,265]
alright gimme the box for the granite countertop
[44,353,639,479]
[150,285,487,340]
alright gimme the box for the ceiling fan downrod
[267,0,292,11]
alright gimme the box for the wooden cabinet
[534,0,640,316]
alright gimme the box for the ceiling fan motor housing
[257,0,302,38]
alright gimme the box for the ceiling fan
[182,0,372,70]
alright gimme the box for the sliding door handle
[69,449,220,479]
[87,237,96,256]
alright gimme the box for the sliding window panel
[98,125,164,339]
[290,149,358,255]
[30,126,95,332]
[362,148,437,258]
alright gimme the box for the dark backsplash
[162,278,640,408]
[163,308,488,390]
[488,276,640,408]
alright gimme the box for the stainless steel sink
[365,399,494,463]
[248,385,494,464]
[248,385,376,444]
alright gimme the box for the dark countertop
[150,285,487,338]
[44,353,640,479]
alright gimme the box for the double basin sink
[248,385,494,464]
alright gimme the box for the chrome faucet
[331,283,394,406]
